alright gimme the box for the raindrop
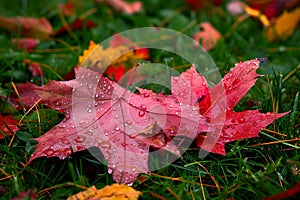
[74,136,86,143]
[266,112,271,116]
[131,167,137,172]
[61,137,71,145]
[114,127,120,131]
[140,104,147,110]
[169,104,173,108]
[44,149,54,156]
[128,182,133,187]
[105,132,109,136]
[138,111,145,117]
[108,168,113,174]
[143,93,150,98]
[101,142,111,148]
[126,120,132,125]
[93,124,98,129]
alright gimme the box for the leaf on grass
[264,181,300,200]
[11,188,36,200]
[9,83,40,110]
[266,7,300,41]
[193,22,222,51]
[23,59,44,84]
[0,114,20,139]
[67,184,141,200]
[11,38,39,51]
[58,2,75,16]
[95,0,142,14]
[54,18,97,36]
[28,59,288,184]
[0,16,52,39]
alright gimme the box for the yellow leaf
[67,184,141,200]
[243,5,270,27]
[78,40,138,70]
[266,8,300,41]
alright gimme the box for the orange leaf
[266,8,300,41]
[0,16,52,39]
[67,184,141,200]
[193,22,222,51]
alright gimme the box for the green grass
[1,0,299,199]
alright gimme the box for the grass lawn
[0,0,299,199]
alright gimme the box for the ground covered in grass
[0,0,299,199]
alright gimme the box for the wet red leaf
[0,114,20,139]
[28,59,288,183]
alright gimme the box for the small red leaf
[0,115,20,139]
[0,16,52,39]
[11,38,38,51]
[193,22,222,51]
[95,0,142,14]
[54,19,97,36]
[9,83,40,110]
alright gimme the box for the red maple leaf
[28,59,288,184]
[0,114,21,139]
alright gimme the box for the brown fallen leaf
[266,7,300,41]
[193,22,222,51]
[0,16,52,39]
[67,184,141,200]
